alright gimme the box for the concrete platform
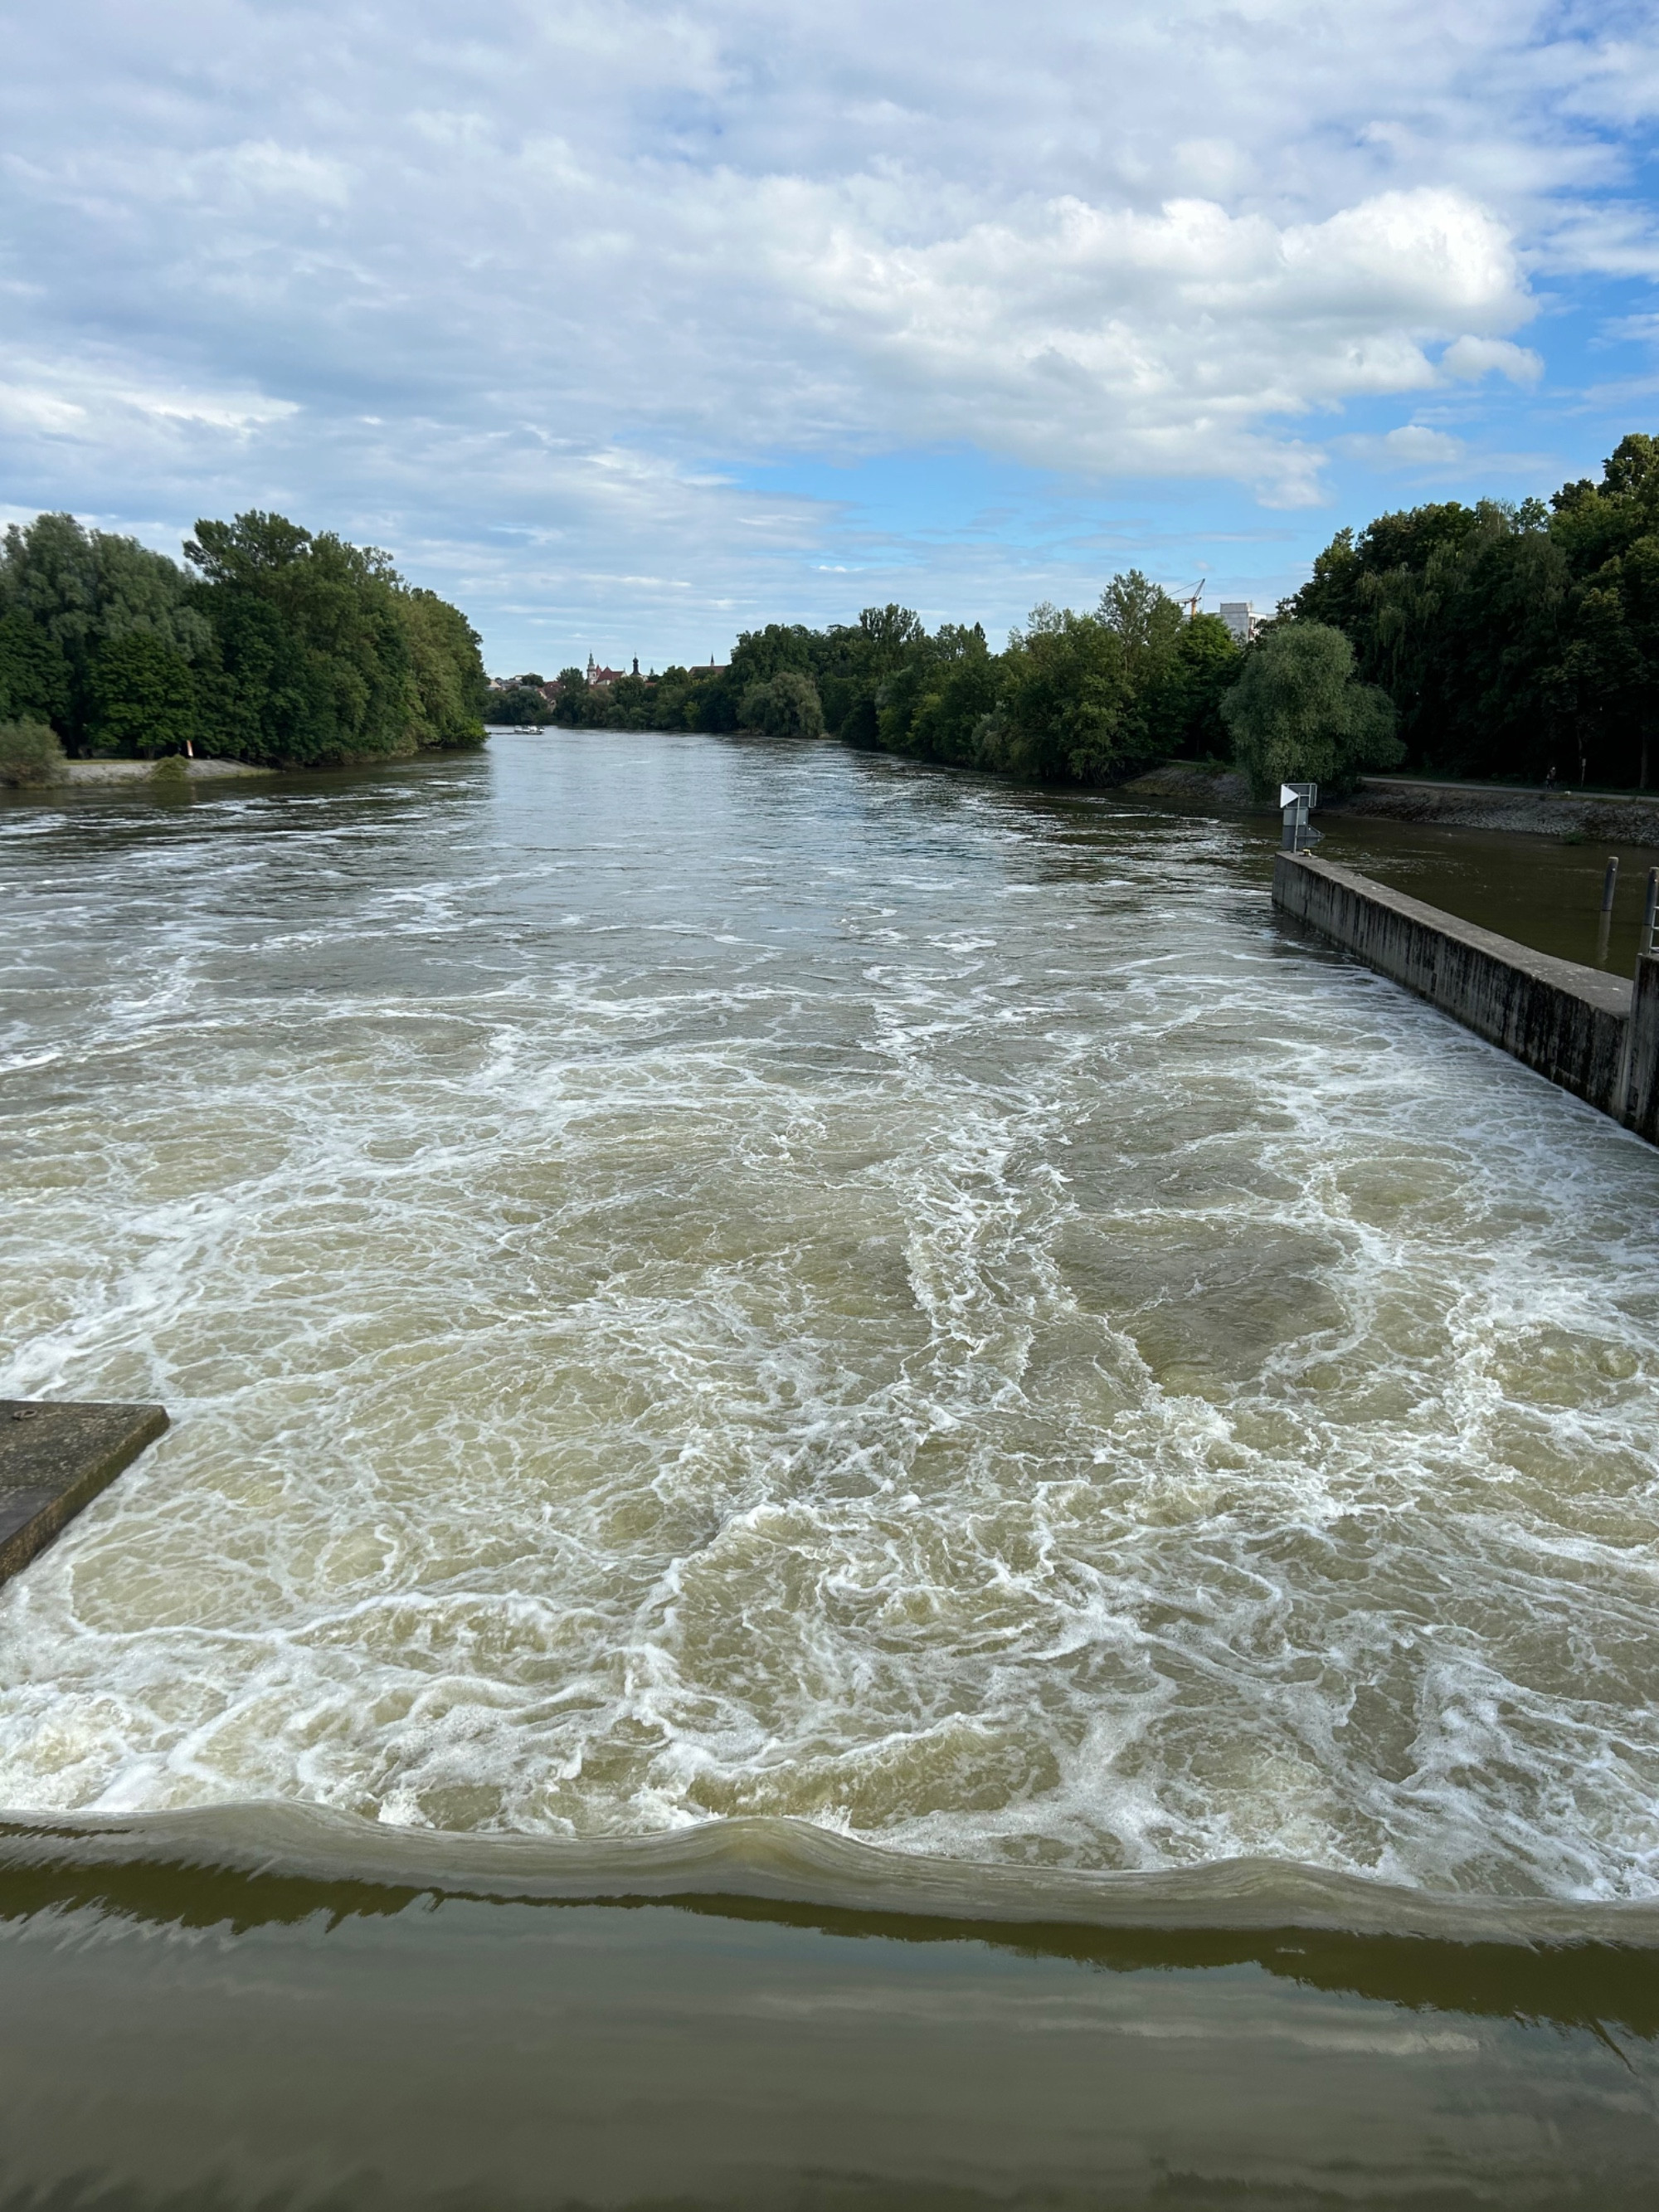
[0,1401,168,1586]
[1273,850,1653,1136]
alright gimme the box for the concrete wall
[1272,852,1635,1121]
[1623,953,1659,1143]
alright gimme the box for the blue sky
[2,1,1657,674]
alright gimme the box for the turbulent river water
[5,729,1659,1907]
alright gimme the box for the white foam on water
[3,733,1659,1901]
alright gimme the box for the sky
[2,2,1658,675]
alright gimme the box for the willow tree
[1220,621,1400,796]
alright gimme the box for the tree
[1284,463,1659,782]
[1546,436,1659,786]
[399,590,489,748]
[186,514,416,765]
[1220,622,1401,795]
[0,611,71,728]
[883,623,999,765]
[818,605,927,743]
[186,511,484,765]
[982,605,1131,782]
[87,631,199,757]
[1099,569,1185,682]
[0,719,67,787]
[739,667,825,737]
[0,513,212,749]
[491,682,554,725]
[1143,612,1241,759]
[549,667,590,725]
[0,504,491,767]
[195,589,329,764]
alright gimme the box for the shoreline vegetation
[10,431,1657,815]
[0,509,489,789]
[495,431,1659,813]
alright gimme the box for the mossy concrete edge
[0,1401,170,1586]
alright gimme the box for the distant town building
[1219,602,1258,646]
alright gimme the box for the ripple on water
[2,734,1659,1902]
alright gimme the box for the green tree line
[540,575,1248,786]
[0,510,489,769]
[523,429,1659,800]
[1289,431,1659,789]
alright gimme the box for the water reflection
[1,1837,1656,2210]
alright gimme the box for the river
[2,729,1657,2203]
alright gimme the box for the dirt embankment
[1334,777,1659,845]
[1118,765,1659,846]
[64,757,276,784]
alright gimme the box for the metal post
[1645,868,1659,957]
[1603,856,1620,914]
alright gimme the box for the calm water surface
[4,731,1659,1898]
[1312,807,1659,973]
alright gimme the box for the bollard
[1598,856,1620,964]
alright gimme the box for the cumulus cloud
[0,0,1654,655]
[1440,334,1544,382]
[752,183,1527,501]
[1337,423,1469,469]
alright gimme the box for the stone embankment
[1339,776,1659,845]
[1275,851,1659,1144]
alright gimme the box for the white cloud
[1338,423,1468,468]
[1535,202,1659,278]
[750,183,1526,497]
[0,353,297,441]
[0,384,87,435]
[0,0,1652,656]
[1440,334,1544,382]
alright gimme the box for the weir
[1273,850,1659,1141]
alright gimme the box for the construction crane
[1184,577,1206,621]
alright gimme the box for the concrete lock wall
[1272,852,1642,1128]
[1623,952,1659,1143]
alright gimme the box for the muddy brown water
[2,733,1657,2203]
[1306,806,1659,973]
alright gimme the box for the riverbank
[63,756,278,784]
[1343,774,1659,843]
[1118,762,1659,845]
